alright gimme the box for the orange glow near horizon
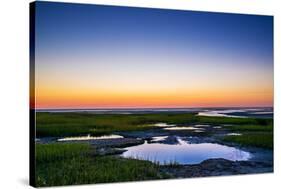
[34,59,273,109]
[34,55,274,109]
[35,80,273,109]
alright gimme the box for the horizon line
[33,106,273,110]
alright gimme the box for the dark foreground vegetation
[35,143,167,187]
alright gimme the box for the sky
[34,1,273,109]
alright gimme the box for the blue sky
[34,1,273,108]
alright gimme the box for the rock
[160,158,273,178]
[96,147,127,156]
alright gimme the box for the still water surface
[121,137,251,165]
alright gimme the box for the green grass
[36,113,156,137]
[221,122,273,149]
[36,112,272,137]
[36,113,199,137]
[36,143,92,164]
[197,116,272,126]
[35,143,167,187]
[223,132,273,149]
[227,124,273,132]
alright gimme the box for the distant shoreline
[34,107,273,112]
[34,107,273,119]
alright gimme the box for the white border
[0,0,280,189]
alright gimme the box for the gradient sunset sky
[34,2,273,109]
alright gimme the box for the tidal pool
[121,137,251,165]
[195,124,210,127]
[163,126,203,131]
[153,123,176,127]
[151,136,168,142]
[57,134,123,142]
[197,108,273,118]
[227,133,242,136]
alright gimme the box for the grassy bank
[222,123,273,149]
[36,143,166,187]
[227,124,273,132]
[223,133,273,149]
[36,112,272,137]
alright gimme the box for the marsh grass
[227,124,273,132]
[223,132,273,149]
[35,113,274,186]
[36,112,272,137]
[222,123,273,149]
[35,143,167,187]
[36,113,158,137]
[197,116,272,126]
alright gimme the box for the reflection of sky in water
[198,108,273,118]
[195,124,210,127]
[153,123,176,127]
[250,111,273,114]
[57,134,123,141]
[227,133,242,136]
[198,110,246,118]
[193,130,205,133]
[121,138,251,165]
[213,126,222,129]
[164,126,204,131]
[151,136,168,142]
